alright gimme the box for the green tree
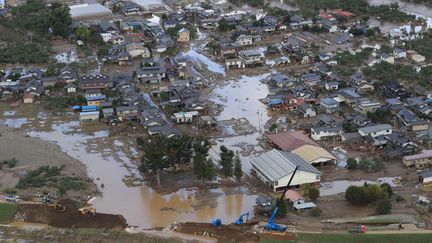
[376,199,392,214]
[193,153,216,184]
[346,158,358,170]
[269,124,278,133]
[220,146,234,177]
[304,184,320,202]
[234,155,243,181]
[138,135,170,187]
[380,183,393,198]
[76,25,92,40]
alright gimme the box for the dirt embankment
[173,222,296,243]
[17,199,127,230]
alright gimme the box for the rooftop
[251,149,320,182]
[267,130,318,151]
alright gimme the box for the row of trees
[345,183,393,214]
[138,135,218,186]
[346,157,384,173]
[220,146,243,180]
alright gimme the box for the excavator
[235,212,249,225]
[79,206,96,216]
[265,166,299,232]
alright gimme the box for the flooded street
[368,0,432,18]
[209,74,271,172]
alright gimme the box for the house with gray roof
[358,124,392,138]
[251,149,321,192]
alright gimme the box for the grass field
[261,233,432,243]
[0,203,17,224]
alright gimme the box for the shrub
[376,199,392,215]
[3,158,17,168]
[359,157,384,173]
[346,158,358,170]
[307,186,320,202]
[309,207,322,217]
[345,184,387,205]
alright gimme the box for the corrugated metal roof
[251,149,320,181]
[291,145,336,163]
[267,130,318,151]
[358,124,392,135]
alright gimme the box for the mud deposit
[17,199,127,230]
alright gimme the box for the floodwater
[320,177,400,196]
[368,0,432,18]
[320,180,376,196]
[269,0,299,11]
[184,49,225,75]
[209,74,271,172]
[17,119,258,229]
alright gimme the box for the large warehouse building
[69,3,113,20]
[131,0,164,10]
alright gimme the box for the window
[316,175,320,180]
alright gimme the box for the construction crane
[235,212,249,225]
[265,166,299,232]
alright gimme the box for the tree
[220,146,234,177]
[380,183,393,198]
[269,123,278,133]
[193,153,216,184]
[346,158,358,170]
[376,199,392,214]
[138,135,170,187]
[234,155,243,181]
[304,184,320,202]
[345,184,387,205]
[76,25,92,40]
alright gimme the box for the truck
[5,194,21,203]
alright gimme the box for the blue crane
[235,212,249,225]
[265,166,299,232]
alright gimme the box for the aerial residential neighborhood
[2,0,432,242]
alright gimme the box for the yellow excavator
[78,206,96,216]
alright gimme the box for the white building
[311,126,343,141]
[251,149,321,192]
[358,124,392,138]
[131,0,163,10]
[69,4,113,20]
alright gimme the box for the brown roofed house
[267,130,318,151]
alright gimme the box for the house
[79,111,100,123]
[23,92,35,104]
[173,111,199,123]
[97,22,118,34]
[147,125,179,138]
[285,190,316,211]
[268,74,295,87]
[79,75,108,91]
[317,114,338,127]
[220,43,239,57]
[337,88,361,107]
[251,149,321,192]
[325,81,339,91]
[164,19,178,29]
[380,53,395,64]
[116,105,138,120]
[126,43,150,58]
[300,73,321,87]
[177,28,190,43]
[225,58,245,70]
[86,95,106,107]
[394,48,407,59]
[310,126,343,141]
[403,150,432,168]
[102,107,115,118]
[236,34,253,46]
[298,104,316,118]
[419,171,432,185]
[137,62,166,84]
[397,109,429,131]
[239,49,263,66]
[320,97,339,114]
[356,98,382,114]
[357,83,375,94]
[267,130,318,151]
[358,124,392,138]
[291,145,336,165]
[122,1,142,15]
[64,83,77,93]
[407,50,425,63]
